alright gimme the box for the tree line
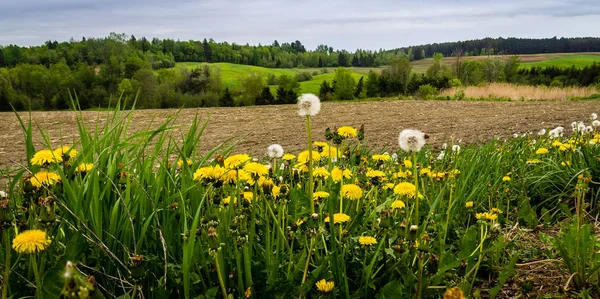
[3,34,600,70]
[2,33,600,111]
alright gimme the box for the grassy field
[411,52,600,74]
[177,62,374,94]
[1,100,599,298]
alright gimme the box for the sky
[1,0,600,51]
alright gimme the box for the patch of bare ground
[0,100,598,171]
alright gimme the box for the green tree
[131,68,158,108]
[459,60,483,85]
[482,58,505,82]
[354,76,364,98]
[504,55,521,83]
[239,72,265,106]
[319,80,333,100]
[256,86,275,105]
[275,74,300,104]
[220,87,234,107]
[426,53,444,78]
[333,67,355,100]
[365,70,379,97]
[381,58,412,95]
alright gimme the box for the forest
[1,34,600,111]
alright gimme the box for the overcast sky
[1,0,600,51]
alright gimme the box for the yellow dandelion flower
[272,185,281,198]
[502,176,511,182]
[491,208,503,214]
[391,200,406,209]
[224,154,251,169]
[536,148,549,155]
[559,144,572,152]
[313,191,330,200]
[359,236,377,246]
[281,154,296,161]
[443,287,465,299]
[243,162,269,177]
[332,167,352,182]
[31,149,61,166]
[383,183,395,190]
[366,169,386,180]
[465,201,474,208]
[177,158,193,167]
[194,165,226,182]
[221,169,250,185]
[315,279,335,293]
[337,126,357,138]
[552,140,563,148]
[324,213,350,224]
[320,145,338,159]
[420,167,431,176]
[223,195,237,205]
[341,184,362,200]
[394,182,418,198]
[75,163,94,173]
[526,159,540,165]
[53,146,78,160]
[313,141,328,149]
[371,154,391,162]
[475,212,498,221]
[259,177,274,188]
[30,171,61,189]
[12,229,51,254]
[294,163,309,173]
[403,159,412,168]
[243,192,254,202]
[297,150,321,164]
[313,168,330,179]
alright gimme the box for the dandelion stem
[299,237,316,299]
[214,250,229,299]
[442,184,454,246]
[30,255,43,299]
[307,115,315,214]
[412,151,419,227]
[2,232,11,299]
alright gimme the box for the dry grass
[440,83,599,101]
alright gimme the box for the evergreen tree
[354,76,364,98]
[338,52,348,67]
[319,80,332,100]
[256,86,275,105]
[220,87,234,107]
[203,38,212,62]
[365,71,379,97]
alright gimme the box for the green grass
[410,52,600,74]
[520,55,600,69]
[176,62,371,94]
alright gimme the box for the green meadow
[176,62,374,94]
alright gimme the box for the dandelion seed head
[398,129,426,153]
[297,93,321,117]
[267,144,284,158]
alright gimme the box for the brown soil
[0,100,598,170]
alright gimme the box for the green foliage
[417,84,437,99]
[333,67,355,100]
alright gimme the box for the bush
[417,84,437,99]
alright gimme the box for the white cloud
[0,0,599,50]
